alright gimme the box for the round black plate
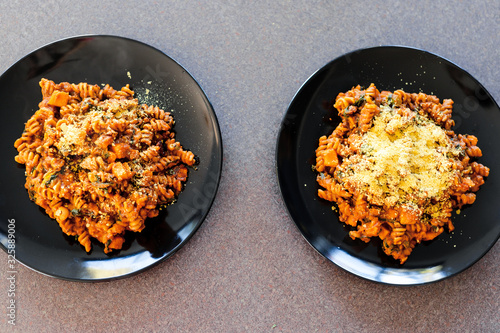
[0,35,222,281]
[276,46,500,285]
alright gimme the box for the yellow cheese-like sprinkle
[341,105,462,208]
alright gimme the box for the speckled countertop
[0,1,499,332]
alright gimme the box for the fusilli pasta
[315,84,489,264]
[14,79,197,253]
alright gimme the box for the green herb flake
[353,94,366,107]
[45,173,59,186]
[387,94,394,106]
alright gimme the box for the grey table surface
[0,1,499,332]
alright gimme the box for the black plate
[276,46,500,285]
[0,35,222,281]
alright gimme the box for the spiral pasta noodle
[315,84,489,264]
[14,79,197,253]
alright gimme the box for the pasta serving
[14,79,197,253]
[315,84,489,264]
